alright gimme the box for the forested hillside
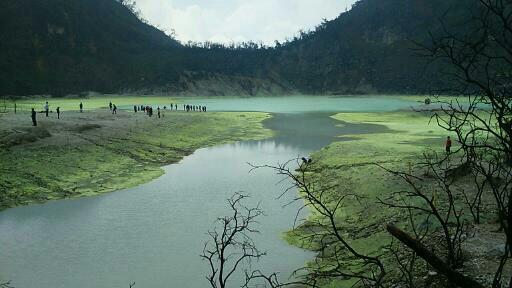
[267,0,471,94]
[0,0,477,96]
[0,0,181,95]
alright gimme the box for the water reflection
[0,127,317,288]
[265,112,390,150]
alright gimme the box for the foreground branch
[386,225,483,288]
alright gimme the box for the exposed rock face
[175,72,294,96]
[125,72,296,96]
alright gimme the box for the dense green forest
[0,0,477,96]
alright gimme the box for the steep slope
[0,0,180,95]
[266,0,474,94]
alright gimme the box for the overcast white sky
[135,0,358,45]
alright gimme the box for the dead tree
[422,0,512,212]
[417,0,512,286]
[378,153,469,271]
[252,159,386,287]
[387,225,483,288]
[377,152,483,287]
[201,193,267,288]
[202,192,318,288]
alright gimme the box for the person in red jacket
[445,136,452,153]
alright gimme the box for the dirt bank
[0,107,272,210]
[286,111,507,287]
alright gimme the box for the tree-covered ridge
[0,0,478,96]
[266,0,477,94]
[0,0,180,96]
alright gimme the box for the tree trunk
[386,224,484,288]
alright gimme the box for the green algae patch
[0,110,272,210]
[285,111,455,288]
[310,111,453,208]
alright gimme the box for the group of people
[184,104,207,112]
[109,102,117,114]
[135,105,155,117]
[131,103,207,118]
[31,101,84,126]
[30,99,119,126]
[32,101,209,124]
[132,105,164,118]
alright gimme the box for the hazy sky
[135,0,358,45]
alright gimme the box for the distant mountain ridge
[0,0,472,96]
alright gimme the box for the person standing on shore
[109,102,113,111]
[157,106,161,118]
[56,107,60,119]
[112,104,117,114]
[44,101,49,117]
[31,108,37,126]
[445,136,452,154]
[134,105,137,113]
[79,102,83,113]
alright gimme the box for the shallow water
[122,95,416,113]
[0,96,417,288]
